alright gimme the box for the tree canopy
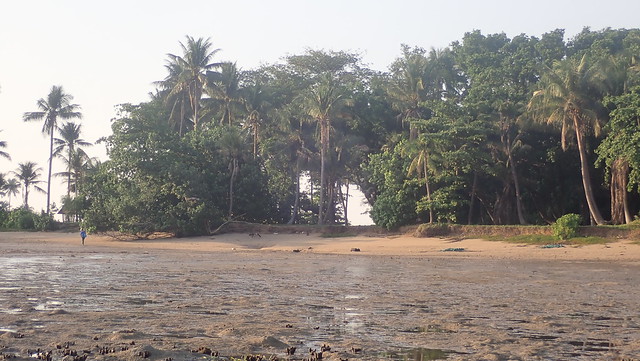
[7,27,640,233]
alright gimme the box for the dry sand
[1,231,640,360]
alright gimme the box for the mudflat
[1,231,640,360]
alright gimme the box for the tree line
[2,27,640,234]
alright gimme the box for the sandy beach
[1,231,640,360]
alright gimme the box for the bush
[6,208,36,229]
[2,208,57,231]
[34,212,56,231]
[552,213,582,240]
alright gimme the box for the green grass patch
[479,234,610,245]
[595,220,640,231]
[320,232,357,238]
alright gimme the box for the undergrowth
[480,234,609,245]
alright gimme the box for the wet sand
[1,232,640,360]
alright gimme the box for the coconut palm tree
[4,178,20,208]
[218,126,246,218]
[387,46,429,138]
[205,62,244,126]
[528,54,607,225]
[23,86,82,214]
[56,151,97,198]
[405,139,437,224]
[302,73,352,224]
[12,162,45,209]
[156,60,192,136]
[53,122,92,198]
[0,173,6,197]
[0,130,10,160]
[242,81,270,158]
[166,36,222,129]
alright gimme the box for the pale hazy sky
[1,0,639,219]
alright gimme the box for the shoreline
[3,231,640,263]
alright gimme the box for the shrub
[552,213,582,240]
[33,211,56,231]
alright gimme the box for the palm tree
[0,173,6,198]
[205,62,244,126]
[56,151,97,198]
[242,81,270,158]
[528,55,607,225]
[0,130,10,160]
[156,60,192,136]
[405,139,436,224]
[12,162,45,209]
[4,178,20,208]
[218,127,246,218]
[302,73,352,225]
[53,122,92,198]
[167,36,221,129]
[23,86,82,214]
[387,46,429,138]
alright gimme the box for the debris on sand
[540,244,565,249]
[441,247,465,252]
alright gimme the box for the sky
[1,0,639,224]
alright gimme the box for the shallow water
[1,244,640,360]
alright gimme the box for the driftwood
[207,214,248,235]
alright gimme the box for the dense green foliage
[3,27,640,234]
[552,213,582,240]
[0,203,55,231]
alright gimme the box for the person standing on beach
[80,229,87,245]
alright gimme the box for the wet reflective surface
[1,241,640,360]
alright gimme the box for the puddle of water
[381,348,460,360]
[344,295,364,299]
[34,301,63,311]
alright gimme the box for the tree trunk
[46,129,54,214]
[344,180,349,226]
[287,159,301,225]
[318,119,328,225]
[610,158,630,225]
[253,124,258,159]
[323,176,336,224]
[228,158,238,218]
[507,144,527,225]
[179,99,185,137]
[468,172,478,225]
[423,159,433,223]
[573,115,606,225]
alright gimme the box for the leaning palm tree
[23,86,82,214]
[302,73,352,225]
[528,54,607,225]
[53,122,92,198]
[12,162,45,209]
[166,36,222,129]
